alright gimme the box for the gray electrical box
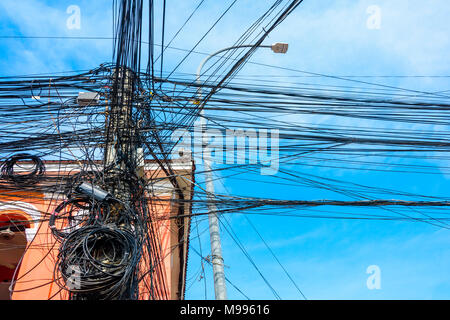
[77,92,100,106]
[75,182,110,201]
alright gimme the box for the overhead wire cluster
[0,0,449,300]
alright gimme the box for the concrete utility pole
[196,43,288,300]
[105,67,140,201]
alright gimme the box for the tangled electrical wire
[50,187,143,299]
[2,0,450,301]
[0,153,45,185]
[56,225,140,300]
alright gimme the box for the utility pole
[70,1,146,300]
[105,67,140,201]
[196,43,288,300]
[71,67,140,300]
[201,110,228,300]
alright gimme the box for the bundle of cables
[50,182,143,299]
[56,224,140,300]
[0,153,45,185]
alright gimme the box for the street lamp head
[271,42,289,54]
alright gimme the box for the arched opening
[0,210,31,300]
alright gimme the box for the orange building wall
[0,160,193,300]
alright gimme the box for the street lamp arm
[196,45,270,80]
[196,43,287,99]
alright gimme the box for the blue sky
[0,0,450,299]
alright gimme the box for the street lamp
[196,43,288,300]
